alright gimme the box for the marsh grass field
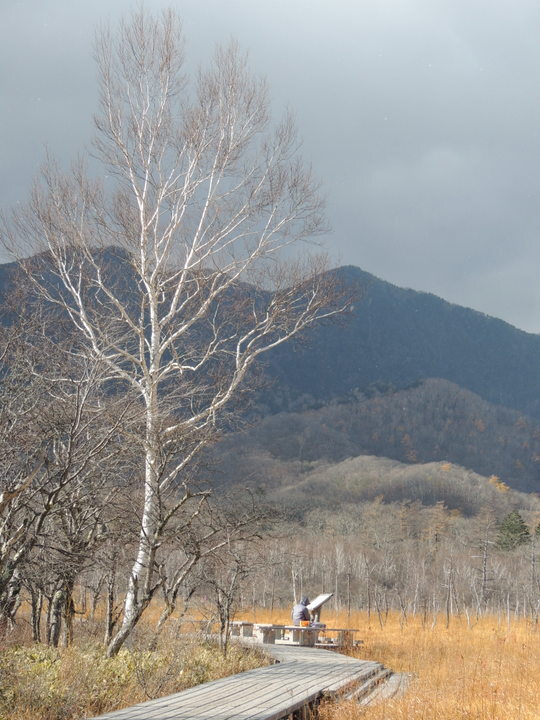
[241,608,540,720]
[330,614,539,720]
[0,605,538,719]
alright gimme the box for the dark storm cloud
[2,0,540,331]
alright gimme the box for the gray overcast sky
[2,0,540,332]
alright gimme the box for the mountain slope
[266,455,540,519]
[2,257,539,419]
[213,379,540,493]
[264,266,540,419]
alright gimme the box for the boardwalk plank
[89,646,387,720]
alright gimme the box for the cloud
[1,0,540,331]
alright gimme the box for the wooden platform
[88,645,388,720]
[231,621,360,648]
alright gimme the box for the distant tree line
[231,502,540,627]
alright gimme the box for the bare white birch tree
[3,8,344,655]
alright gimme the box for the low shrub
[0,639,268,720]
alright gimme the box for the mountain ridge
[338,264,538,335]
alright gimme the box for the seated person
[291,596,311,625]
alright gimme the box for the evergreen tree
[496,511,531,550]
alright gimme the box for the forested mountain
[2,258,539,418]
[263,266,540,420]
[212,380,540,492]
[212,378,540,493]
[2,255,540,493]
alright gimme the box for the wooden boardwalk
[88,645,390,720]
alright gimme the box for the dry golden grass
[290,610,538,720]
[235,607,539,719]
